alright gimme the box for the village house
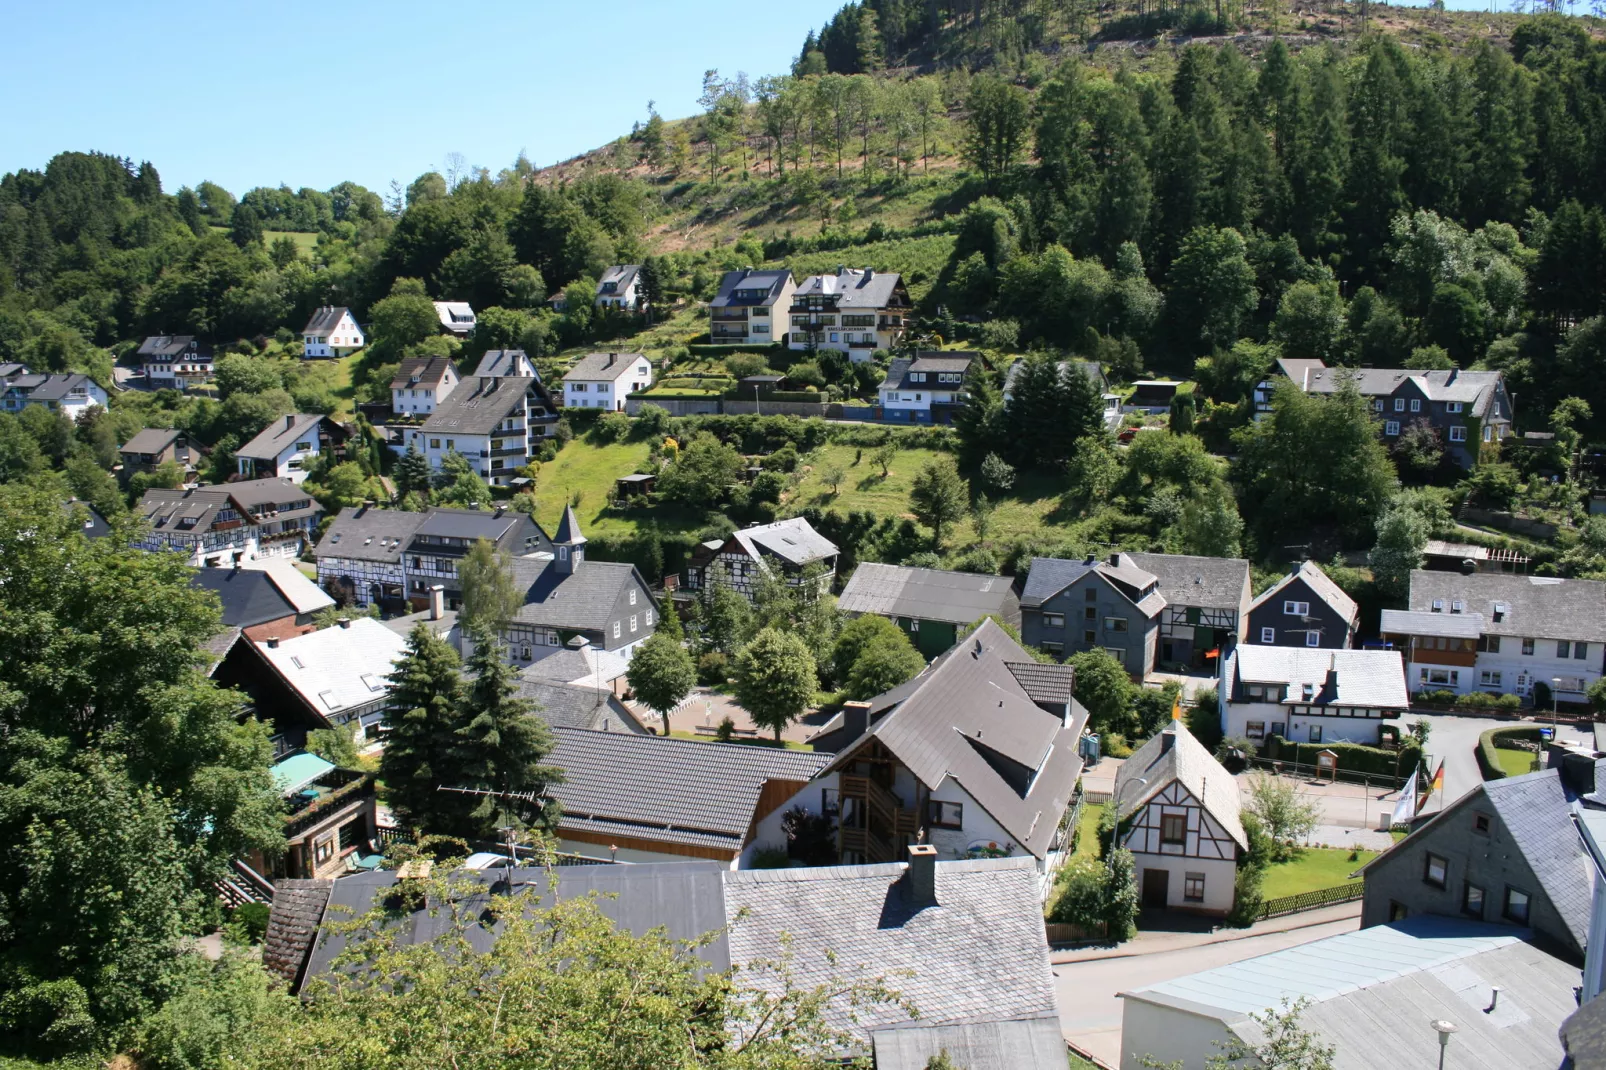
[594,264,643,311]
[135,477,323,565]
[877,352,977,423]
[1119,917,1580,1070]
[1245,560,1359,650]
[836,561,1020,660]
[788,267,912,359]
[235,413,336,484]
[1260,358,1513,469]
[432,301,476,338]
[401,505,551,611]
[685,517,838,602]
[1127,552,1252,671]
[519,642,631,699]
[388,355,459,417]
[190,558,333,643]
[117,427,193,474]
[759,619,1087,897]
[1,372,108,419]
[513,676,648,735]
[1020,554,1166,675]
[471,349,538,378]
[1394,570,1606,702]
[1218,645,1410,746]
[252,616,409,742]
[501,507,658,664]
[254,753,379,882]
[301,306,364,359]
[1358,768,1591,961]
[1112,720,1246,914]
[313,504,428,612]
[408,376,535,486]
[561,351,652,412]
[465,350,561,444]
[708,267,795,345]
[137,335,213,389]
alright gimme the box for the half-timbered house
[1113,721,1246,914]
[685,517,838,602]
[1127,552,1252,671]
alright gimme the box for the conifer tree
[452,623,562,839]
[380,623,466,834]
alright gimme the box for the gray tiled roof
[420,376,528,435]
[871,1015,1067,1070]
[563,351,649,382]
[724,858,1058,1046]
[1022,555,1165,617]
[1127,552,1250,612]
[137,334,201,358]
[1482,770,1592,952]
[138,478,321,535]
[548,728,830,853]
[301,306,351,334]
[1114,722,1246,847]
[1408,570,1606,644]
[262,879,331,988]
[119,427,182,455]
[511,678,646,733]
[7,372,102,401]
[597,264,639,292]
[819,619,1087,859]
[316,506,428,565]
[837,562,1017,627]
[508,556,647,633]
[236,414,326,461]
[879,353,977,392]
[190,566,299,628]
[471,350,535,378]
[710,268,792,308]
[793,267,905,309]
[1251,560,1358,624]
[389,355,455,391]
[1378,608,1485,640]
[732,517,837,569]
[1294,363,1507,416]
[1228,646,1410,708]
[1004,661,1077,706]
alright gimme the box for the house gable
[1124,780,1239,863]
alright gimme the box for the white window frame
[1306,630,1321,647]
[1284,601,1310,617]
[1447,401,1463,413]
[613,621,621,639]
[1385,421,1401,436]
[1394,398,1405,411]
[1260,627,1275,644]
[1410,398,1421,412]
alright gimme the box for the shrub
[594,412,630,442]
[749,846,791,869]
[762,444,799,472]
[1103,731,1133,759]
[952,546,1000,574]
[780,806,837,865]
[697,651,730,686]
[1462,690,1495,709]
[228,902,271,945]
[635,403,672,437]
[1477,724,1543,780]
[1261,735,1421,779]
[1226,865,1265,928]
[1047,848,1139,942]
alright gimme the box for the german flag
[1431,761,1445,793]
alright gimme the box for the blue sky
[2,0,839,197]
[3,0,1528,198]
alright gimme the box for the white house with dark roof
[236,413,332,484]
[408,375,534,486]
[789,267,912,359]
[1127,552,1252,671]
[301,306,363,359]
[1245,560,1359,650]
[1399,570,1606,701]
[837,561,1020,660]
[389,355,458,417]
[561,351,651,412]
[708,267,795,345]
[312,504,429,611]
[135,477,323,565]
[471,349,538,378]
[877,351,977,423]
[1,372,108,419]
[594,264,642,311]
[1114,720,1245,914]
[1219,645,1409,745]
[253,617,408,739]
[432,301,475,338]
[686,516,838,602]
[137,335,213,388]
[754,619,1088,895]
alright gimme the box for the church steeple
[554,504,586,575]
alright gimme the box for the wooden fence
[1257,881,1364,920]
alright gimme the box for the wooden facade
[833,741,923,865]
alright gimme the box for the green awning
[271,753,335,796]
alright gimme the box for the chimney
[1109,552,1121,566]
[429,584,445,621]
[1324,652,1339,696]
[337,617,351,629]
[493,506,506,519]
[840,700,871,742]
[905,844,938,910]
[266,637,279,648]
[607,353,617,367]
[1160,729,1175,755]
[285,415,295,429]
[864,267,875,280]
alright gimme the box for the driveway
[1404,711,1591,814]
[1054,909,1360,1067]
[638,686,829,744]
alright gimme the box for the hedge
[1477,724,1543,781]
[1261,735,1423,779]
[687,342,784,358]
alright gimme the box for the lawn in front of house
[1073,802,1105,861]
[1494,746,1540,778]
[1260,847,1378,900]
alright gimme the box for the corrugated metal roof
[837,562,1018,626]
[271,753,336,795]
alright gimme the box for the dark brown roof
[262,878,332,989]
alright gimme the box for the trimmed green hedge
[1477,724,1543,781]
[1261,735,1423,779]
[687,342,783,357]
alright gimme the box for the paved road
[1054,911,1360,1067]
[1406,711,1590,814]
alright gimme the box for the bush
[697,651,729,686]
[952,546,1000,574]
[1226,865,1265,928]
[228,901,271,944]
[1261,735,1421,779]
[749,846,791,869]
[780,805,837,865]
[1103,731,1133,759]
[1477,724,1543,780]
[635,403,672,437]
[762,444,799,472]
[1188,690,1223,750]
[594,412,630,442]
[1046,848,1139,942]
[1215,735,1256,772]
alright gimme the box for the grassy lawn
[1260,847,1378,900]
[1073,802,1104,861]
[209,226,320,256]
[1494,747,1540,778]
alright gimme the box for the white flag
[1391,769,1420,828]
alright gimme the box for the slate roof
[710,268,792,308]
[1228,646,1410,709]
[837,562,1018,627]
[471,349,535,378]
[819,619,1085,859]
[235,414,325,461]
[1125,917,1577,1070]
[879,352,978,392]
[419,376,528,435]
[792,267,905,309]
[190,566,301,628]
[1250,560,1358,624]
[63,499,112,540]
[1408,570,1606,644]
[137,334,202,358]
[297,862,734,989]
[1126,552,1250,612]
[511,678,645,733]
[302,306,352,334]
[1481,770,1593,951]
[1561,990,1606,1068]
[871,1015,1067,1070]
[241,558,335,615]
[520,645,629,689]
[548,728,830,855]
[411,507,539,548]
[254,618,407,722]
[316,506,428,565]
[1287,361,1508,417]
[554,504,586,545]
[433,301,475,334]
[724,857,1058,1046]
[563,351,648,382]
[389,355,455,391]
[730,517,837,571]
[1021,555,1165,617]
[261,879,332,988]
[138,478,320,535]
[597,264,639,292]
[1379,608,1486,640]
[507,556,647,633]
[5,372,102,401]
[1114,721,1246,848]
[1002,357,1106,395]
[119,427,182,455]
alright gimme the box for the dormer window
[1450,600,1464,614]
[1302,683,1315,701]
[1431,599,1444,613]
[1492,602,1506,623]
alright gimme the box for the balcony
[491,446,526,458]
[711,310,750,322]
[284,768,374,838]
[848,339,878,349]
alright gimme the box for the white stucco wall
[742,774,839,867]
[1119,997,1239,1070]
[1223,700,1394,746]
[1131,853,1237,914]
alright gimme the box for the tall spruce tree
[380,623,467,834]
[452,623,562,839]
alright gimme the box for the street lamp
[1431,1019,1457,1070]
[1553,676,1563,739]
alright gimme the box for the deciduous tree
[733,628,817,742]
